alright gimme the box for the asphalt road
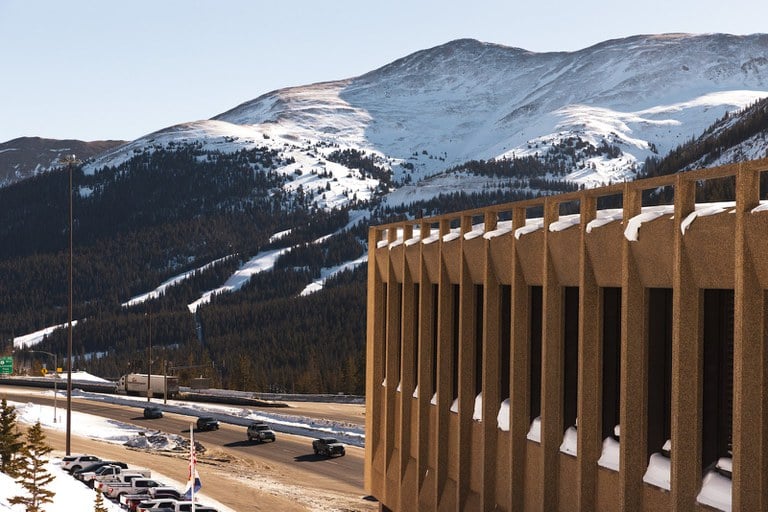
[0,386,367,498]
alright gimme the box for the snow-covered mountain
[82,34,768,207]
[0,137,125,187]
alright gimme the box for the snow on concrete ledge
[404,234,422,246]
[624,205,674,241]
[515,219,544,239]
[697,466,732,512]
[559,426,578,456]
[597,436,620,471]
[497,399,510,431]
[586,209,623,233]
[472,393,482,421]
[484,220,513,240]
[751,200,768,213]
[527,416,541,443]
[680,202,733,234]
[464,224,485,240]
[442,231,461,243]
[643,452,671,490]
[549,214,580,233]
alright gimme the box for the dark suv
[246,422,276,442]
[143,406,163,419]
[196,416,219,431]
[312,437,345,457]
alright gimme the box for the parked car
[73,461,128,480]
[103,477,164,500]
[136,498,180,511]
[82,464,150,488]
[312,437,345,457]
[61,454,101,473]
[143,406,163,419]
[196,416,219,431]
[246,422,276,443]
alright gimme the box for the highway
[0,386,369,503]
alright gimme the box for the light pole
[61,153,79,455]
[28,350,58,423]
[147,311,152,402]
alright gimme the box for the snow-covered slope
[85,33,768,203]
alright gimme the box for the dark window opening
[452,284,460,401]
[500,285,512,401]
[702,289,734,473]
[382,283,388,383]
[413,283,420,393]
[530,286,543,423]
[647,288,673,459]
[563,287,579,431]
[394,283,403,386]
[431,284,438,397]
[602,287,622,440]
[475,285,484,395]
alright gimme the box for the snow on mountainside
[84,33,768,207]
[0,137,125,187]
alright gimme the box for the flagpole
[190,422,195,511]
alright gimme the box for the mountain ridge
[80,33,768,198]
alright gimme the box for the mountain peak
[63,33,768,198]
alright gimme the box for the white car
[60,454,101,473]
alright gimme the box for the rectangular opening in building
[452,283,460,401]
[382,283,388,385]
[602,287,622,440]
[563,286,579,431]
[500,285,511,401]
[394,282,403,387]
[431,284,438,398]
[647,287,672,459]
[702,289,734,473]
[475,284,484,395]
[413,283,420,394]
[530,285,543,424]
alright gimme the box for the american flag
[183,424,202,501]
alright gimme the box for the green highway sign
[0,356,12,374]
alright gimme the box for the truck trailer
[116,373,179,398]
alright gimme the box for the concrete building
[364,158,768,511]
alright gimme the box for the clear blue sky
[1,0,766,143]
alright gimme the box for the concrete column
[577,195,601,512]
[481,211,501,511]
[384,231,402,507]
[366,227,387,497]
[619,184,648,511]
[509,206,530,511]
[733,166,767,512]
[541,198,563,512]
[457,215,475,509]
[434,218,453,511]
[398,224,416,511]
[416,221,433,496]
[670,175,702,512]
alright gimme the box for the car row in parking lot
[63,455,219,511]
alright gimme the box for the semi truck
[116,373,179,398]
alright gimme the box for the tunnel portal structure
[365,158,768,512]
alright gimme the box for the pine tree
[93,487,108,512]
[0,398,24,476]
[9,421,55,512]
